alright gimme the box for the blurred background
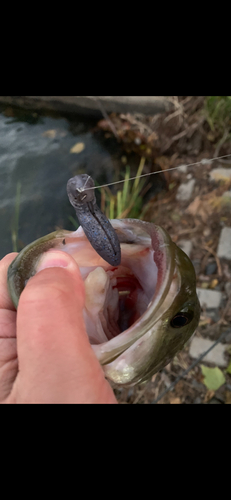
[1,95,231,404]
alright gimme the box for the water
[0,106,165,259]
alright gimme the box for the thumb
[8,250,117,404]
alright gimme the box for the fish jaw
[7,219,200,388]
[103,247,200,386]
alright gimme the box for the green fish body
[7,219,200,387]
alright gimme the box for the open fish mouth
[7,219,200,387]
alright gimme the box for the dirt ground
[96,96,231,404]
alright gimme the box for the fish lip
[91,219,176,365]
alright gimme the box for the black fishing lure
[67,174,121,266]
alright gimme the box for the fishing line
[83,153,231,191]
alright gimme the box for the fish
[7,218,200,387]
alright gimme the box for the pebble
[196,288,222,309]
[189,337,228,367]
[217,227,231,260]
[222,190,231,198]
[205,261,217,275]
[205,310,220,323]
[209,168,231,182]
[223,329,231,343]
[177,164,188,173]
[178,239,193,257]
[176,179,196,201]
[193,396,202,404]
[225,282,231,296]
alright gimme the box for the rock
[178,239,193,257]
[205,261,217,275]
[223,329,231,343]
[222,190,231,198]
[225,282,231,296]
[193,397,202,404]
[205,310,220,323]
[210,168,231,182]
[217,227,231,260]
[177,165,188,173]
[196,288,222,308]
[176,179,196,201]
[189,337,228,367]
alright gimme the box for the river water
[0,105,164,259]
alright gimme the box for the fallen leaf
[210,279,219,289]
[186,196,201,215]
[70,142,85,154]
[204,390,215,403]
[169,397,181,404]
[42,129,57,138]
[201,365,226,391]
[151,373,158,383]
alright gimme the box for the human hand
[0,251,117,404]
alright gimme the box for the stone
[193,397,202,404]
[223,329,231,343]
[222,190,231,198]
[225,282,231,296]
[177,164,188,173]
[210,168,231,182]
[178,239,193,257]
[205,261,217,275]
[196,288,222,309]
[189,337,228,367]
[217,227,231,260]
[205,310,220,323]
[176,179,196,201]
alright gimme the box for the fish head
[7,219,200,387]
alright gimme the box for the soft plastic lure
[66,174,121,266]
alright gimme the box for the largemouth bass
[7,219,200,387]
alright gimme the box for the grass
[11,182,21,252]
[205,96,231,133]
[100,157,150,220]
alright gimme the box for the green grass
[100,157,150,219]
[205,96,231,133]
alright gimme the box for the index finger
[0,253,18,310]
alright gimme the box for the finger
[0,253,18,310]
[9,251,117,404]
[0,254,18,400]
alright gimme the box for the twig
[214,129,230,158]
[201,245,222,277]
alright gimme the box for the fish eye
[170,311,194,328]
